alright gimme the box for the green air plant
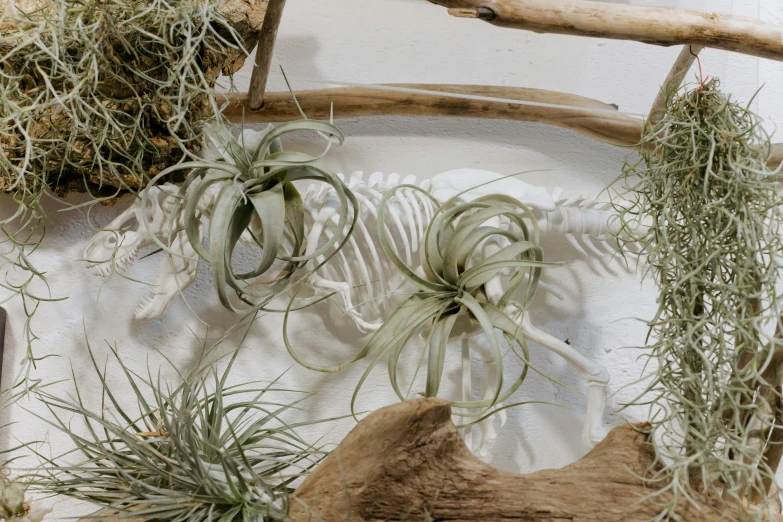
[28,344,341,521]
[610,78,783,519]
[143,120,358,313]
[0,0,248,384]
[285,185,557,420]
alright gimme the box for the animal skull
[83,187,171,277]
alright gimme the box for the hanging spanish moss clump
[610,78,783,519]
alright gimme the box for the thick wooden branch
[218,85,783,168]
[289,398,747,521]
[427,0,783,62]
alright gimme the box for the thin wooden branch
[220,84,642,146]
[648,45,704,126]
[218,85,783,168]
[428,0,783,62]
[247,0,287,110]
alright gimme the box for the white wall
[3,0,783,518]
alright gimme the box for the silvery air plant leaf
[284,184,559,420]
[143,120,358,313]
[26,344,343,521]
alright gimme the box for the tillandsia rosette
[610,78,783,519]
[284,184,557,419]
[143,120,358,313]
[28,345,342,521]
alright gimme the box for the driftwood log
[428,0,783,63]
[289,398,746,522]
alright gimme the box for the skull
[83,188,169,276]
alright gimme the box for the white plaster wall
[3,0,783,518]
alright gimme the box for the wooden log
[289,398,749,522]
[427,0,783,63]
[218,85,783,169]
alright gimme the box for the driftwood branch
[648,45,704,125]
[247,0,287,110]
[218,85,783,168]
[289,398,747,521]
[220,84,640,145]
[427,0,783,62]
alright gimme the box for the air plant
[610,78,783,519]
[285,185,557,419]
[27,344,341,521]
[142,120,358,313]
[0,0,245,384]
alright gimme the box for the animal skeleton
[83,168,631,459]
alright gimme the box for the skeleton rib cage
[83,168,639,459]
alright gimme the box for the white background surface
[3,0,783,518]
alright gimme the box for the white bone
[583,235,605,257]
[430,168,556,212]
[567,234,589,256]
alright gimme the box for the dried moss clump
[611,79,783,519]
[0,0,248,202]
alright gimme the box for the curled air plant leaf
[285,185,557,419]
[143,120,357,313]
[0,0,242,386]
[27,344,342,521]
[609,78,783,519]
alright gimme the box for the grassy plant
[285,185,557,419]
[27,343,342,521]
[609,78,783,519]
[0,0,244,385]
[143,120,358,313]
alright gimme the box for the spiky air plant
[610,78,783,519]
[27,344,341,521]
[0,0,248,385]
[143,120,357,313]
[285,185,556,419]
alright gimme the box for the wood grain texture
[248,0,287,109]
[428,0,783,62]
[219,84,643,146]
[290,398,747,522]
[218,85,783,169]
